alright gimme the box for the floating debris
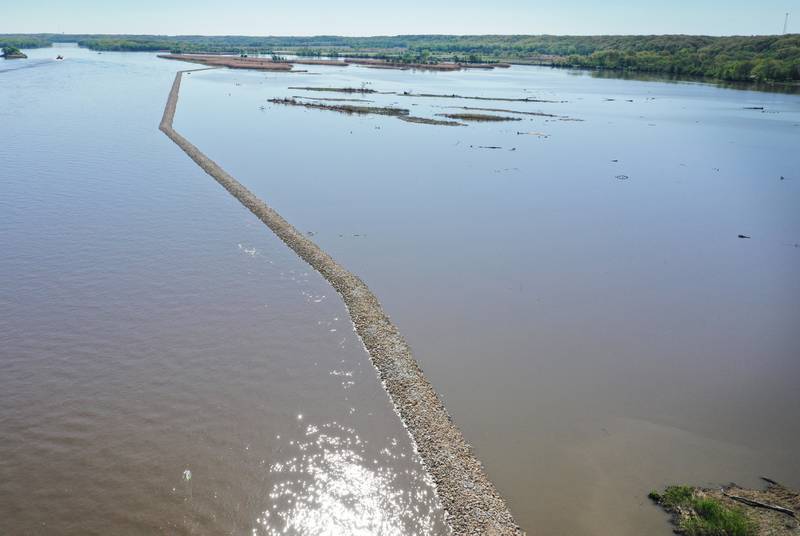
[616,174,630,181]
[516,131,549,138]
[268,98,409,117]
[437,113,522,122]
[397,91,564,103]
[398,116,465,126]
[289,58,349,66]
[288,86,377,94]
[446,106,561,118]
[293,95,374,102]
[182,469,192,481]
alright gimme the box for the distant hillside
[2,33,798,82]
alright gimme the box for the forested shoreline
[2,33,797,82]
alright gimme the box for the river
[176,56,800,535]
[0,44,449,536]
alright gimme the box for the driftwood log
[722,488,796,518]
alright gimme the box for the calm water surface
[175,59,800,534]
[0,46,449,535]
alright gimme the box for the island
[2,46,27,59]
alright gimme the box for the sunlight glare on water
[257,422,440,536]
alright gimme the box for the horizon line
[2,31,796,38]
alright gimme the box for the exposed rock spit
[160,70,525,536]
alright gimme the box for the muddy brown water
[0,46,448,535]
[174,60,800,535]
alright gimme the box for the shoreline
[158,53,507,72]
[159,69,524,536]
[158,54,293,71]
[649,480,798,535]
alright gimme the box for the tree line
[2,33,798,82]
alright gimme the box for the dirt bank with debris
[158,54,293,71]
[650,479,798,536]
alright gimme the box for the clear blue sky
[2,0,796,36]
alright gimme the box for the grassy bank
[650,486,756,536]
[649,481,798,536]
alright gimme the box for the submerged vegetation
[451,106,555,116]
[268,98,409,117]
[437,113,521,122]
[398,116,465,126]
[4,33,798,83]
[288,86,378,94]
[267,83,586,127]
[398,91,561,103]
[268,98,467,126]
